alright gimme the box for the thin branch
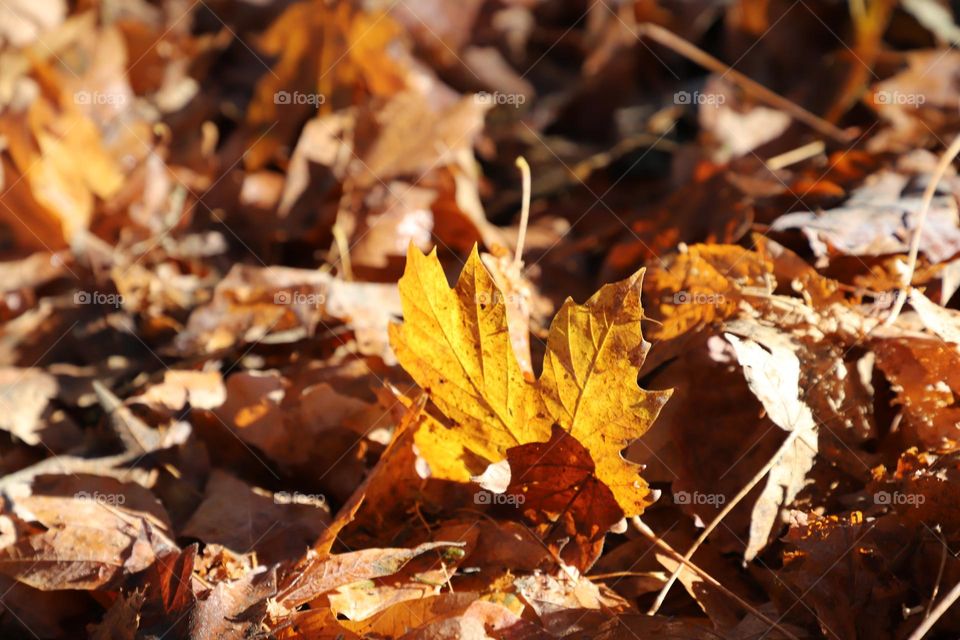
[649,428,804,614]
[514,156,532,268]
[908,577,960,640]
[632,517,800,640]
[636,22,854,144]
[884,132,960,325]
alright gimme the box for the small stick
[766,140,826,171]
[924,529,947,621]
[331,223,354,281]
[632,517,800,640]
[884,132,960,326]
[649,428,804,614]
[908,578,960,640]
[636,23,854,144]
[514,156,532,268]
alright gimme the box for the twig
[925,529,948,621]
[514,156,532,268]
[766,140,826,171]
[884,132,960,326]
[649,428,804,615]
[331,223,354,281]
[908,577,960,640]
[636,22,854,144]
[632,517,800,640]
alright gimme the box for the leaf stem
[636,22,854,144]
[514,156,531,268]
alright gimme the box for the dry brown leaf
[504,425,623,571]
[182,470,330,565]
[726,324,819,561]
[0,474,176,590]
[175,264,401,361]
[276,541,466,611]
[873,336,960,449]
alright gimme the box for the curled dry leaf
[770,168,960,266]
[175,264,401,361]
[643,243,773,340]
[725,325,819,561]
[276,541,466,611]
[0,474,176,590]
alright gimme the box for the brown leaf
[504,424,623,571]
[0,474,176,590]
[277,541,466,611]
[182,470,330,565]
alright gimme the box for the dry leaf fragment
[515,570,632,637]
[908,289,960,345]
[127,370,227,412]
[0,0,64,47]
[725,325,818,561]
[778,515,909,640]
[337,592,481,637]
[182,471,330,565]
[175,264,401,361]
[770,168,960,265]
[873,336,960,448]
[643,243,773,340]
[0,367,59,445]
[277,541,466,610]
[88,589,145,640]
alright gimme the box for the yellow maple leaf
[390,245,671,515]
[539,268,672,515]
[388,245,549,466]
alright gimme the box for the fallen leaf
[504,425,623,571]
[391,245,670,516]
[0,474,176,590]
[726,324,819,561]
[182,470,330,565]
